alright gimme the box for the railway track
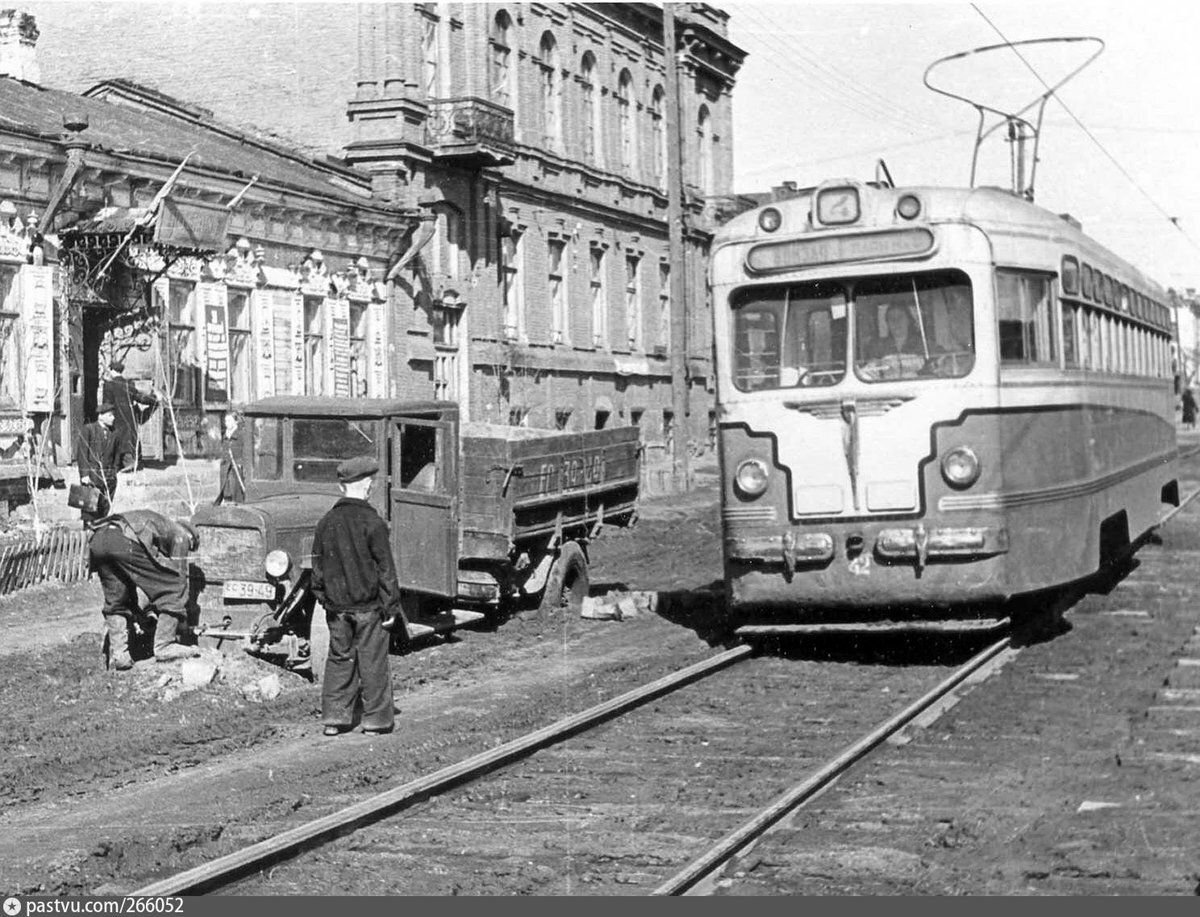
[127,476,1200,897]
[132,644,755,895]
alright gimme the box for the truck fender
[520,551,558,596]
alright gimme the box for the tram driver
[859,302,928,380]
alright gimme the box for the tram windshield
[731,270,974,391]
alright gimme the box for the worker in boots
[89,509,201,669]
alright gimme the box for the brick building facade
[23,2,746,471]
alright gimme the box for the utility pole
[663,2,690,493]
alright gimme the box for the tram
[711,40,1179,633]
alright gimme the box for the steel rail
[652,635,1012,896]
[132,643,755,896]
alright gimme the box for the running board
[736,617,1010,636]
[407,608,487,639]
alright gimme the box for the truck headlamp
[264,549,292,580]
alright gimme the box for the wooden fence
[0,527,91,597]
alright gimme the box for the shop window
[349,303,369,397]
[227,290,252,404]
[165,281,200,407]
[0,268,18,406]
[303,297,325,395]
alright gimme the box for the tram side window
[997,270,1055,364]
[1061,303,1079,368]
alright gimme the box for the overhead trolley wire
[971,3,1200,257]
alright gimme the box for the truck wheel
[538,542,589,616]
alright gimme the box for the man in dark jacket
[76,402,120,527]
[88,509,200,670]
[101,359,159,473]
[311,455,406,736]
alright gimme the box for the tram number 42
[537,454,607,494]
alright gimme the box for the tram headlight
[264,549,292,580]
[896,194,922,220]
[941,446,981,489]
[758,207,782,233]
[734,459,770,497]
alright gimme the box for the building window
[594,408,610,430]
[590,245,607,348]
[697,104,714,195]
[662,409,674,454]
[503,228,525,341]
[617,69,636,176]
[433,299,460,401]
[625,253,642,350]
[580,52,599,164]
[0,268,18,406]
[349,303,368,397]
[164,281,200,408]
[555,409,572,431]
[303,297,326,395]
[509,406,529,427]
[650,85,666,189]
[489,10,513,108]
[549,238,568,344]
[432,205,464,280]
[539,32,562,151]
[421,11,440,99]
[658,261,671,352]
[227,289,252,404]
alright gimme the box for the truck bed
[460,424,640,556]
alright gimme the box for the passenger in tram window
[1182,388,1197,429]
[928,291,975,376]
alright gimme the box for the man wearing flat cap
[76,401,120,527]
[88,509,201,670]
[101,358,159,473]
[311,454,404,736]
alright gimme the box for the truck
[187,397,641,677]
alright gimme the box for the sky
[722,1,1200,295]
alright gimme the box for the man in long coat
[76,402,120,527]
[101,359,159,473]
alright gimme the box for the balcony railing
[426,97,515,167]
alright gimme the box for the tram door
[389,408,459,598]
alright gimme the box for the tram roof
[716,183,1167,295]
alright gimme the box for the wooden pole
[663,2,690,493]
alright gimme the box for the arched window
[539,32,562,151]
[617,69,636,175]
[580,52,599,164]
[697,104,714,195]
[649,85,666,189]
[489,11,513,109]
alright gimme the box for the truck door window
[293,418,380,482]
[398,423,439,491]
[251,417,282,480]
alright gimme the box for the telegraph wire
[971,3,1200,257]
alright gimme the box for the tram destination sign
[746,227,935,273]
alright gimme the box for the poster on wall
[327,297,351,397]
[252,290,275,399]
[369,300,387,398]
[199,283,230,404]
[291,293,304,395]
[19,265,55,414]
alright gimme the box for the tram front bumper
[725,525,1008,569]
